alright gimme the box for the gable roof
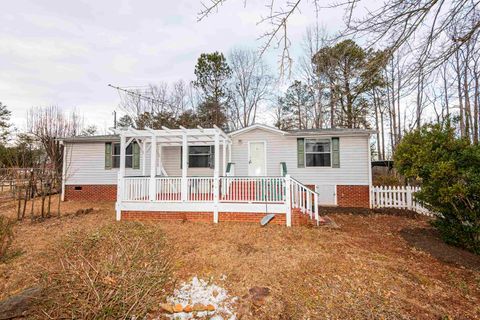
[229,124,287,136]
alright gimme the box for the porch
[113,126,320,226]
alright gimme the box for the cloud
[111,54,138,73]
[0,35,89,60]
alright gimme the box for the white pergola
[112,125,231,176]
[112,125,232,221]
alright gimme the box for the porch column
[116,135,126,221]
[149,134,157,202]
[181,132,188,201]
[213,131,220,223]
[222,139,227,176]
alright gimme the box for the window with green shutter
[105,142,137,169]
[297,138,305,168]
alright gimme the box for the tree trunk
[373,89,381,159]
[455,51,465,137]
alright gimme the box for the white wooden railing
[371,186,433,216]
[187,177,214,202]
[121,175,322,226]
[288,176,320,223]
[155,177,182,201]
[219,177,286,203]
[123,177,150,201]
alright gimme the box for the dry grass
[0,198,479,319]
[34,222,172,319]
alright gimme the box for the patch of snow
[165,276,237,320]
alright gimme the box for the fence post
[285,175,292,227]
[406,186,413,211]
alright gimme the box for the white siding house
[61,124,373,225]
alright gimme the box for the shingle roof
[286,128,376,136]
[59,134,119,143]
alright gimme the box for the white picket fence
[371,186,434,216]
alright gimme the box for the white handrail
[288,176,320,224]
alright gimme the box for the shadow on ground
[400,227,480,271]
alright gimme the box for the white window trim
[304,138,332,168]
[112,142,133,169]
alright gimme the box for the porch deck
[117,175,320,226]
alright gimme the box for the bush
[0,215,15,262]
[36,222,173,319]
[394,122,480,254]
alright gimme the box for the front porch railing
[219,177,285,203]
[187,177,214,202]
[123,177,150,202]
[155,177,181,201]
[120,175,321,226]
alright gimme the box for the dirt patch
[400,227,480,271]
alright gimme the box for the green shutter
[180,147,183,169]
[332,137,340,168]
[105,143,112,169]
[132,142,140,169]
[280,162,287,176]
[297,138,305,168]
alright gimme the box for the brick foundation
[64,185,117,201]
[336,185,370,208]
[121,210,311,226]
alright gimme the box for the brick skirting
[64,185,117,201]
[336,185,370,208]
[122,210,311,226]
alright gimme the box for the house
[60,124,373,226]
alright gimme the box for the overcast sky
[1,0,350,133]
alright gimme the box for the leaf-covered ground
[0,198,479,319]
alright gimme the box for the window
[188,146,214,168]
[112,143,133,168]
[305,139,331,167]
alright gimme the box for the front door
[248,141,266,176]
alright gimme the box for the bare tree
[28,106,82,176]
[228,48,274,129]
[297,25,330,128]
[198,0,479,79]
